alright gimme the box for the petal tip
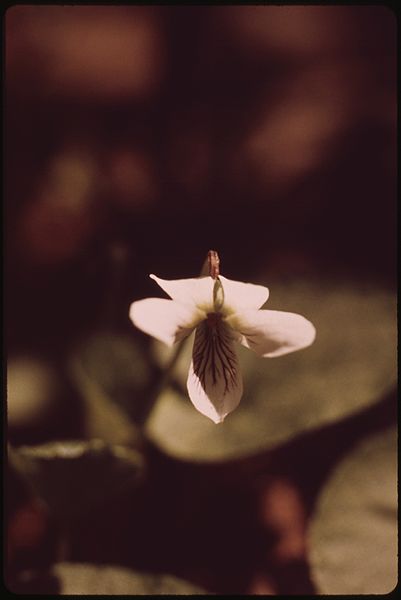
[302,319,317,347]
[210,413,226,424]
[128,300,139,323]
[128,297,193,347]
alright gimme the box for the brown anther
[208,250,220,279]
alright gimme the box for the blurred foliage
[9,440,145,521]
[308,426,397,594]
[7,356,86,447]
[7,358,61,429]
[70,331,156,424]
[9,563,208,595]
[147,279,396,460]
[51,562,208,594]
[69,331,156,447]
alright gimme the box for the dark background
[5,5,397,595]
[6,5,396,357]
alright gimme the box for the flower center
[193,315,238,394]
[206,312,222,329]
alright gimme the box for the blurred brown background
[5,5,397,595]
[6,5,396,358]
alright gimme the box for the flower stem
[137,335,189,427]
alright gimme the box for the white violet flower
[129,251,316,424]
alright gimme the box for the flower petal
[150,274,215,311]
[227,309,316,357]
[186,318,243,423]
[129,298,201,347]
[219,275,269,311]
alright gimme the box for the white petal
[227,309,316,357]
[129,298,201,347]
[219,275,269,311]
[186,318,243,423]
[150,274,215,311]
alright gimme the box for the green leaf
[7,358,61,429]
[146,280,396,461]
[308,426,397,594]
[69,331,154,445]
[51,562,208,594]
[74,332,153,404]
[10,440,145,520]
